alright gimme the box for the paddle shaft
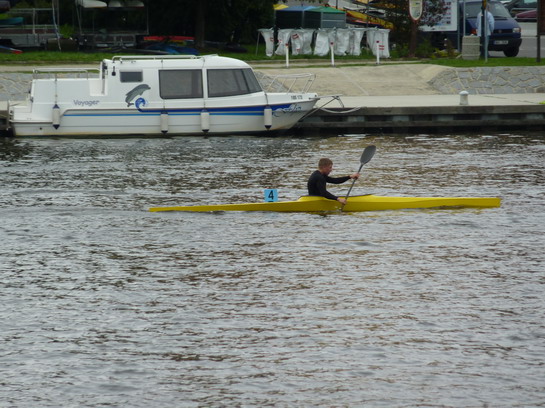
[344,162,364,200]
[341,145,376,210]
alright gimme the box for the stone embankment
[428,66,545,95]
[1,73,32,102]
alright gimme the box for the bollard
[285,43,289,68]
[459,91,469,106]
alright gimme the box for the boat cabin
[100,55,264,101]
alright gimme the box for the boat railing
[111,55,207,63]
[262,73,316,94]
[32,68,98,80]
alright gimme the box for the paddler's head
[318,158,333,175]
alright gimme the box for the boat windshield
[207,69,262,98]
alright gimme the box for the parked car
[505,0,536,16]
[431,0,522,57]
[515,8,536,21]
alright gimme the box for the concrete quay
[2,62,545,135]
[256,63,545,134]
[296,93,545,134]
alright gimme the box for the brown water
[1,133,544,407]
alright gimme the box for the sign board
[409,0,424,21]
[420,0,458,32]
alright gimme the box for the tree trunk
[195,0,207,48]
[408,20,417,58]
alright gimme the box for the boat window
[120,71,143,83]
[207,68,262,98]
[159,70,203,99]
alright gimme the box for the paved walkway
[257,63,445,96]
[322,93,545,108]
[4,93,542,113]
[256,62,545,96]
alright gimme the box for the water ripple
[1,133,544,407]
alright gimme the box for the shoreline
[3,63,545,135]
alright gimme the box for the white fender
[264,106,272,130]
[201,110,210,133]
[52,104,61,129]
[160,112,168,134]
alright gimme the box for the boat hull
[149,195,502,213]
[10,100,316,137]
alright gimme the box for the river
[1,132,544,407]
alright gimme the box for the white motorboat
[8,55,319,137]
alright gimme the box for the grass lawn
[1,45,545,68]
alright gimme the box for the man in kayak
[307,158,359,205]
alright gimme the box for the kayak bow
[149,195,501,213]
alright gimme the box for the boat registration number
[494,40,509,45]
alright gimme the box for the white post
[330,42,335,66]
[376,40,380,65]
[459,91,469,106]
[484,21,489,62]
[255,30,260,55]
[285,42,289,68]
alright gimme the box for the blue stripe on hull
[135,104,293,114]
[63,103,298,118]
[64,112,272,118]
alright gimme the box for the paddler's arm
[326,173,360,184]
[319,185,347,204]
[326,174,360,204]
[323,190,347,205]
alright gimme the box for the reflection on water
[0,137,33,162]
[1,132,544,407]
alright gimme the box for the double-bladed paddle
[341,145,376,211]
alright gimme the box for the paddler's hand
[337,197,347,205]
[350,173,360,179]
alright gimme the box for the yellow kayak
[149,195,501,213]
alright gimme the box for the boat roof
[105,54,252,70]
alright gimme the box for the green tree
[379,0,448,53]
[55,0,277,49]
[149,0,276,48]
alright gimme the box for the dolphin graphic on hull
[125,84,151,106]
